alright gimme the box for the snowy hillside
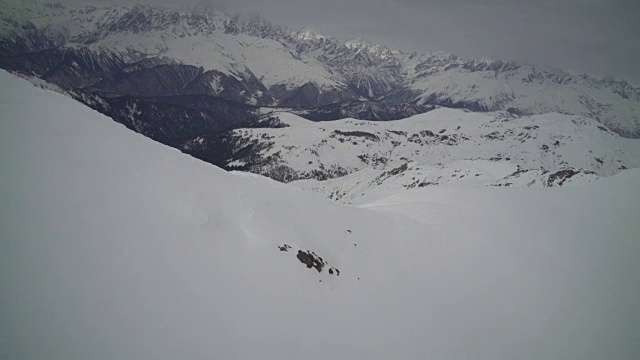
[1,0,639,137]
[184,109,640,202]
[2,70,640,359]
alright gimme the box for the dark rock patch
[278,244,292,252]
[331,130,379,142]
[297,250,326,273]
[546,169,579,187]
[294,249,340,276]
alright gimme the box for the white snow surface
[1,70,640,359]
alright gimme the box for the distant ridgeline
[1,0,639,183]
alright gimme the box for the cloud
[53,0,640,85]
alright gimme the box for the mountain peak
[295,28,326,41]
[344,37,370,48]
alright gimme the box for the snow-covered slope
[1,1,639,137]
[187,109,640,201]
[2,70,640,359]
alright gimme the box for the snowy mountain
[1,0,640,138]
[3,68,640,360]
[2,0,639,206]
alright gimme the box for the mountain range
[1,0,639,141]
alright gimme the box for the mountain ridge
[1,0,639,138]
[184,109,640,192]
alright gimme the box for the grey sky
[57,0,640,85]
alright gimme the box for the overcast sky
[57,0,640,85]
